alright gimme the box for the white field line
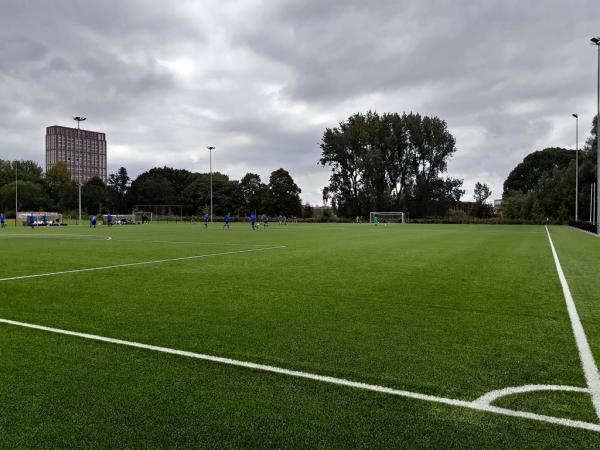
[545,225,600,421]
[112,238,276,247]
[474,384,590,406]
[0,245,286,282]
[0,234,111,241]
[0,318,599,432]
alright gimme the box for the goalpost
[370,212,405,224]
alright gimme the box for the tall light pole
[207,146,215,222]
[14,160,18,227]
[74,116,86,224]
[592,37,600,233]
[573,113,579,222]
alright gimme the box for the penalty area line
[0,317,599,432]
[545,225,600,422]
[0,245,286,282]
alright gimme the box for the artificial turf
[0,222,599,448]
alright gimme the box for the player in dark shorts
[223,212,231,229]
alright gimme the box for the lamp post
[592,37,600,233]
[573,113,579,222]
[73,116,86,224]
[207,146,215,222]
[14,160,18,227]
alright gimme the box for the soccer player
[106,212,113,227]
[29,213,35,229]
[223,212,231,229]
[41,214,47,226]
[203,213,209,229]
[90,215,97,228]
[0,212,5,228]
[249,213,257,230]
[262,213,269,229]
[373,215,380,226]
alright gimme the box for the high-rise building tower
[45,125,107,183]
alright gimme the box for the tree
[0,181,47,213]
[82,177,107,214]
[107,167,130,212]
[474,182,492,203]
[319,111,462,218]
[266,168,302,216]
[503,148,573,195]
[0,160,43,187]
[473,182,493,218]
[45,161,77,212]
[238,173,267,215]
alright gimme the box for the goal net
[370,212,405,224]
[133,211,153,224]
[103,214,135,225]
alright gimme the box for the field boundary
[545,225,600,421]
[0,245,286,283]
[1,317,599,432]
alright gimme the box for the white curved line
[0,317,599,432]
[474,384,590,406]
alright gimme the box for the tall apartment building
[45,125,107,183]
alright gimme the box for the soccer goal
[103,214,136,225]
[370,212,405,224]
[133,211,153,224]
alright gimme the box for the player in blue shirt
[0,212,5,228]
[90,215,97,228]
[223,212,231,229]
[41,214,47,226]
[106,213,113,227]
[262,213,269,229]
[203,213,209,229]
[249,213,257,230]
[29,213,36,229]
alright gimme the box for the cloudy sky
[1,0,599,204]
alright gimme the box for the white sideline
[545,226,600,421]
[1,317,599,432]
[0,245,286,282]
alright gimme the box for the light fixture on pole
[73,116,86,224]
[207,146,215,222]
[573,113,579,222]
[592,37,600,232]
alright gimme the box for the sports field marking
[474,384,590,406]
[0,317,598,432]
[0,234,112,241]
[111,238,278,247]
[0,245,286,283]
[545,225,600,421]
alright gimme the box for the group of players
[201,213,286,230]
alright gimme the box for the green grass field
[1,222,600,448]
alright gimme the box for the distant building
[45,125,107,183]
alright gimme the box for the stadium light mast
[74,116,86,224]
[207,146,215,222]
[592,37,600,233]
[573,113,579,222]
[14,160,18,227]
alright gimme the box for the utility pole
[591,37,600,232]
[14,160,18,227]
[573,114,579,222]
[73,116,86,224]
[207,146,215,222]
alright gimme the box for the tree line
[501,115,598,221]
[319,111,464,218]
[0,161,303,218]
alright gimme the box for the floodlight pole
[14,160,18,227]
[573,114,579,222]
[207,146,215,222]
[592,37,600,233]
[74,116,86,225]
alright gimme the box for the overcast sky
[1,0,599,204]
